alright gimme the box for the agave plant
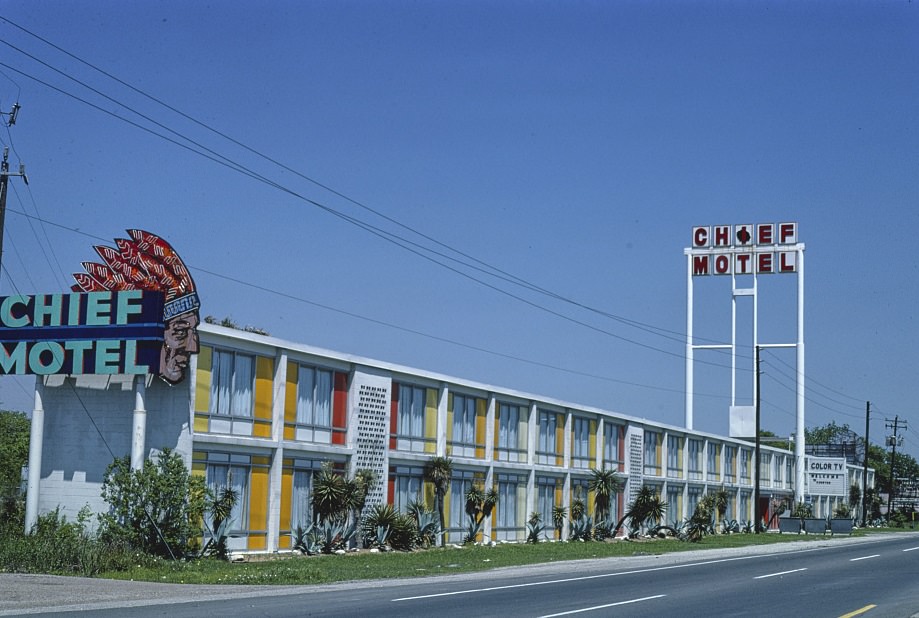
[569,515,593,541]
[407,499,440,548]
[200,483,239,560]
[292,523,322,555]
[362,504,400,548]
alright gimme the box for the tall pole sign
[684,222,806,503]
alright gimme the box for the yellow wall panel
[248,534,266,551]
[425,389,438,441]
[253,421,271,438]
[254,356,274,421]
[280,469,293,533]
[195,346,212,413]
[588,420,597,460]
[193,414,209,434]
[285,361,298,424]
[249,466,269,533]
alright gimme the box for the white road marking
[754,567,807,579]
[902,546,919,552]
[391,546,826,601]
[849,554,880,562]
[537,595,666,617]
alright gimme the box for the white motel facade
[26,322,872,551]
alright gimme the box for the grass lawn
[100,531,871,586]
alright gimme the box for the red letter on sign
[779,251,796,272]
[693,226,709,248]
[713,226,730,247]
[779,222,797,244]
[735,253,752,274]
[757,224,774,245]
[714,254,731,274]
[757,253,774,273]
[693,255,710,276]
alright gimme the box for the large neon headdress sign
[71,230,200,384]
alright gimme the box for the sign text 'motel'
[691,222,799,276]
[0,290,164,375]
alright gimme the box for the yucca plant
[588,468,623,524]
[424,457,453,547]
[362,504,400,548]
[407,500,440,548]
[462,484,498,544]
[551,505,567,540]
[569,515,593,541]
[526,512,545,544]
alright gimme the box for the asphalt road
[2,533,918,617]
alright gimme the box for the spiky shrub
[526,512,545,544]
[292,524,321,555]
[570,498,585,523]
[833,503,851,519]
[362,504,400,548]
[200,484,239,560]
[407,500,440,548]
[792,501,813,520]
[569,515,593,541]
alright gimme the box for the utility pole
[885,416,906,522]
[861,401,870,525]
[0,102,27,275]
[754,345,761,532]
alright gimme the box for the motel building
[26,323,872,552]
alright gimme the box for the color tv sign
[690,222,799,276]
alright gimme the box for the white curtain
[291,469,313,529]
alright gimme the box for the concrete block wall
[37,376,191,524]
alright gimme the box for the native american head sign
[70,230,201,384]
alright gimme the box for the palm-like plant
[424,456,453,547]
[552,505,567,540]
[463,483,498,544]
[312,463,347,524]
[612,484,667,538]
[588,468,623,524]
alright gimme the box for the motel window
[603,422,623,471]
[287,458,324,531]
[448,469,482,542]
[392,383,436,454]
[740,449,751,483]
[496,403,527,463]
[724,445,737,483]
[786,458,794,489]
[643,431,662,476]
[536,476,561,539]
[496,473,527,541]
[210,349,255,418]
[688,439,703,480]
[707,443,721,482]
[291,365,333,444]
[391,465,425,513]
[448,393,485,458]
[667,435,683,478]
[773,456,782,487]
[739,491,751,522]
[687,486,703,519]
[667,485,683,522]
[536,409,563,466]
[759,453,771,483]
[572,417,592,469]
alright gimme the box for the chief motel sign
[691,222,798,276]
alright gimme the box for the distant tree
[0,410,30,531]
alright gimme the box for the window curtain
[291,469,313,529]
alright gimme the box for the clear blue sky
[0,1,916,457]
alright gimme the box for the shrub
[99,448,207,559]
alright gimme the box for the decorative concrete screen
[350,368,392,509]
[626,425,644,504]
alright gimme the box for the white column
[24,385,44,534]
[436,384,449,456]
[795,248,806,503]
[685,252,694,429]
[131,377,147,471]
[485,394,496,462]
[267,351,288,552]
